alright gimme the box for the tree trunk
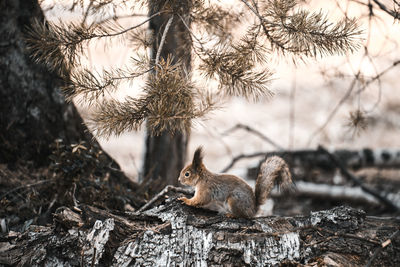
[0,0,89,167]
[143,1,192,193]
[1,197,399,266]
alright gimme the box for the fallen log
[1,194,399,266]
[275,181,400,208]
[224,148,400,173]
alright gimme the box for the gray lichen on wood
[1,199,399,266]
[113,200,357,266]
[84,218,115,266]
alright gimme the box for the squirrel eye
[184,171,190,177]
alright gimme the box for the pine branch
[199,41,274,100]
[29,0,363,138]
[179,14,273,101]
[88,96,148,138]
[64,65,152,104]
[191,4,243,42]
[26,12,161,73]
[89,58,216,137]
[241,0,362,58]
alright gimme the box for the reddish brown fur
[178,147,292,218]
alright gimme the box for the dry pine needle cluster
[28,0,361,137]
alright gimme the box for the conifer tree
[28,0,362,192]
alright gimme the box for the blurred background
[41,0,400,181]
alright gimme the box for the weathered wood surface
[1,195,399,267]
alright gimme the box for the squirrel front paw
[178,196,189,205]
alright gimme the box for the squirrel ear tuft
[192,146,204,171]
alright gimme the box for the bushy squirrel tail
[254,156,293,211]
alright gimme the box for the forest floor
[2,142,400,235]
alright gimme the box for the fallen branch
[318,145,399,212]
[293,181,398,206]
[283,181,398,207]
[223,147,400,173]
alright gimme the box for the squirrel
[178,147,293,218]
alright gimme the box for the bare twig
[307,75,358,146]
[318,145,399,211]
[366,229,400,267]
[155,15,174,68]
[220,123,284,172]
[372,0,400,19]
[90,12,162,39]
[93,13,148,26]
[354,60,400,106]
[313,226,381,246]
[138,185,193,212]
[221,152,266,173]
[361,60,400,91]
[46,193,58,214]
[223,123,283,150]
[289,71,296,149]
[300,225,381,247]
[72,183,79,207]
[0,180,52,200]
[177,14,209,59]
[81,0,94,26]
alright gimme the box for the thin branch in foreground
[138,185,194,212]
[366,229,400,267]
[0,180,53,200]
[318,145,399,212]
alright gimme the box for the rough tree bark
[1,194,399,266]
[143,1,192,193]
[0,0,89,166]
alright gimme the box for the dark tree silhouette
[0,0,90,166]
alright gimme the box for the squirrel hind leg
[227,196,256,218]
